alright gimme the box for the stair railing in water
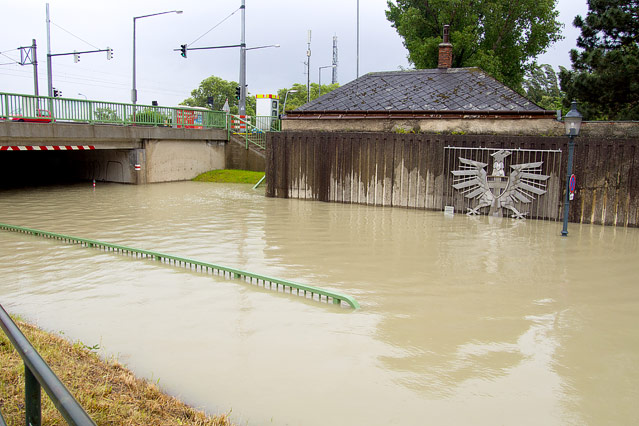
[0,304,97,426]
[0,223,360,309]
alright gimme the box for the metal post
[46,3,53,98]
[132,18,137,105]
[318,65,336,97]
[32,39,39,97]
[239,0,246,116]
[356,0,360,78]
[25,365,42,426]
[561,132,575,236]
[306,30,311,103]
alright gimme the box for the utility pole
[356,0,360,78]
[238,0,247,116]
[332,36,338,84]
[31,40,39,96]
[306,30,311,103]
[46,3,53,97]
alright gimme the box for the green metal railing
[0,223,359,309]
[0,92,227,129]
[230,114,281,151]
[0,304,96,426]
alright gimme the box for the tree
[385,0,563,89]
[94,107,119,122]
[277,82,340,113]
[181,75,256,116]
[523,63,563,111]
[559,0,639,120]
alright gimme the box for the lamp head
[564,100,583,136]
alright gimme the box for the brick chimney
[438,25,453,69]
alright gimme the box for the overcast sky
[1,0,589,107]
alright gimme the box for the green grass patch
[193,169,265,184]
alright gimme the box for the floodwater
[0,182,637,425]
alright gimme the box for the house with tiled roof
[283,27,561,135]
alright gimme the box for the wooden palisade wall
[266,131,639,227]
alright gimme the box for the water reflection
[0,182,638,425]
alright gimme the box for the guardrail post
[88,101,94,124]
[25,365,42,426]
[2,94,8,119]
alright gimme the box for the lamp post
[318,65,336,96]
[77,93,87,100]
[561,100,583,237]
[132,10,182,105]
[281,89,298,117]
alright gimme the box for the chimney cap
[442,25,450,44]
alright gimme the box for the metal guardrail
[230,115,280,151]
[0,223,360,309]
[0,304,96,426]
[0,92,227,129]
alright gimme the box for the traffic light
[180,44,187,58]
[73,51,80,63]
[53,88,61,97]
[106,47,113,60]
[235,86,241,100]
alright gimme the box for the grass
[0,318,234,425]
[192,169,264,184]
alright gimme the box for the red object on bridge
[0,145,95,151]
[232,115,247,132]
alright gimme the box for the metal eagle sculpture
[451,150,549,219]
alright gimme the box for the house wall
[266,130,639,227]
[282,118,639,139]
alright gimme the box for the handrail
[0,92,227,129]
[0,304,96,426]
[0,223,360,309]
[230,115,280,151]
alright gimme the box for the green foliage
[94,107,119,122]
[559,0,639,120]
[182,75,256,116]
[523,63,564,110]
[385,0,563,89]
[131,109,171,126]
[277,82,340,113]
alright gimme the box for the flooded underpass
[0,182,637,425]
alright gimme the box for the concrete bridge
[0,121,263,186]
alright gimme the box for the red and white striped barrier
[0,145,95,151]
[231,115,249,133]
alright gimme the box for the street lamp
[132,10,182,105]
[77,93,87,100]
[281,89,299,117]
[318,65,336,96]
[561,100,583,237]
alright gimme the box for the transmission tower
[332,36,338,84]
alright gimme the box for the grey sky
[0,0,589,107]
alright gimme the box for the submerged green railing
[0,223,359,309]
[0,304,96,425]
[0,92,227,129]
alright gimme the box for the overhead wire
[51,21,101,50]
[188,7,240,47]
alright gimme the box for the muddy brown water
[1,182,637,425]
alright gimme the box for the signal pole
[46,3,53,97]
[238,0,247,116]
[306,30,311,103]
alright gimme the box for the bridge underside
[0,122,230,187]
[0,149,141,187]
